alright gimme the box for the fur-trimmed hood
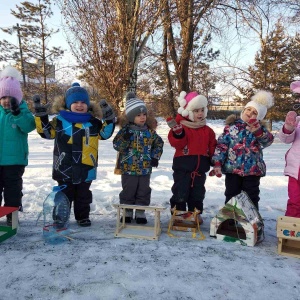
[51,95,103,119]
[117,110,157,130]
[225,114,268,127]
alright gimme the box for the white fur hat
[244,90,274,120]
[177,91,208,121]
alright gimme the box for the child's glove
[166,117,183,135]
[151,158,159,167]
[284,111,298,132]
[209,162,222,178]
[10,97,20,116]
[33,94,49,117]
[99,99,116,123]
[123,127,133,140]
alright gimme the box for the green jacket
[0,101,35,166]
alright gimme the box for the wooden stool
[113,204,166,240]
[277,216,300,258]
[0,207,19,243]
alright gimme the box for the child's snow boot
[120,209,133,223]
[135,209,147,224]
[6,214,12,226]
[77,218,91,227]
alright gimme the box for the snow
[1,119,300,300]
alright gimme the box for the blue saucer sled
[210,192,264,246]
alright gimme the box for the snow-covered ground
[1,119,300,300]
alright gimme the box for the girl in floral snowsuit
[211,90,274,210]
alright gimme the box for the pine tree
[246,21,297,120]
[0,0,64,102]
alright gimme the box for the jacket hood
[225,114,239,125]
[117,110,157,130]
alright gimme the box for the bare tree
[55,0,166,111]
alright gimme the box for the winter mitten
[10,97,20,116]
[123,127,133,140]
[99,99,116,122]
[209,162,222,178]
[33,94,49,117]
[284,111,297,133]
[166,117,177,128]
[247,118,263,136]
[166,117,183,135]
[247,118,260,131]
[151,158,159,167]
[209,167,222,178]
[173,124,183,135]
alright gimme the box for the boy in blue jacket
[34,83,115,227]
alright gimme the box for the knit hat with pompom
[244,90,274,120]
[0,66,23,103]
[65,82,90,110]
[125,92,147,123]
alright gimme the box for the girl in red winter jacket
[167,91,217,222]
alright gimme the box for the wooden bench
[277,216,300,258]
[0,207,19,243]
[113,204,166,240]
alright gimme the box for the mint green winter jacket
[0,101,35,166]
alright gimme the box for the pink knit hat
[0,66,23,103]
[177,91,208,121]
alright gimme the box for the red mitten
[284,111,297,133]
[166,117,183,135]
[209,167,222,178]
[247,118,260,131]
[247,118,263,136]
[172,124,183,135]
[209,162,222,178]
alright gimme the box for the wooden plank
[0,207,18,218]
[113,204,166,211]
[113,204,166,240]
[0,226,17,243]
[278,238,300,258]
[277,216,300,241]
[114,225,161,240]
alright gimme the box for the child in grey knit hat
[113,92,164,224]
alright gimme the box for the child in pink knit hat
[278,81,300,218]
[167,91,217,223]
[0,66,35,225]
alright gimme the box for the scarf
[128,123,148,131]
[59,110,92,123]
[180,118,206,129]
